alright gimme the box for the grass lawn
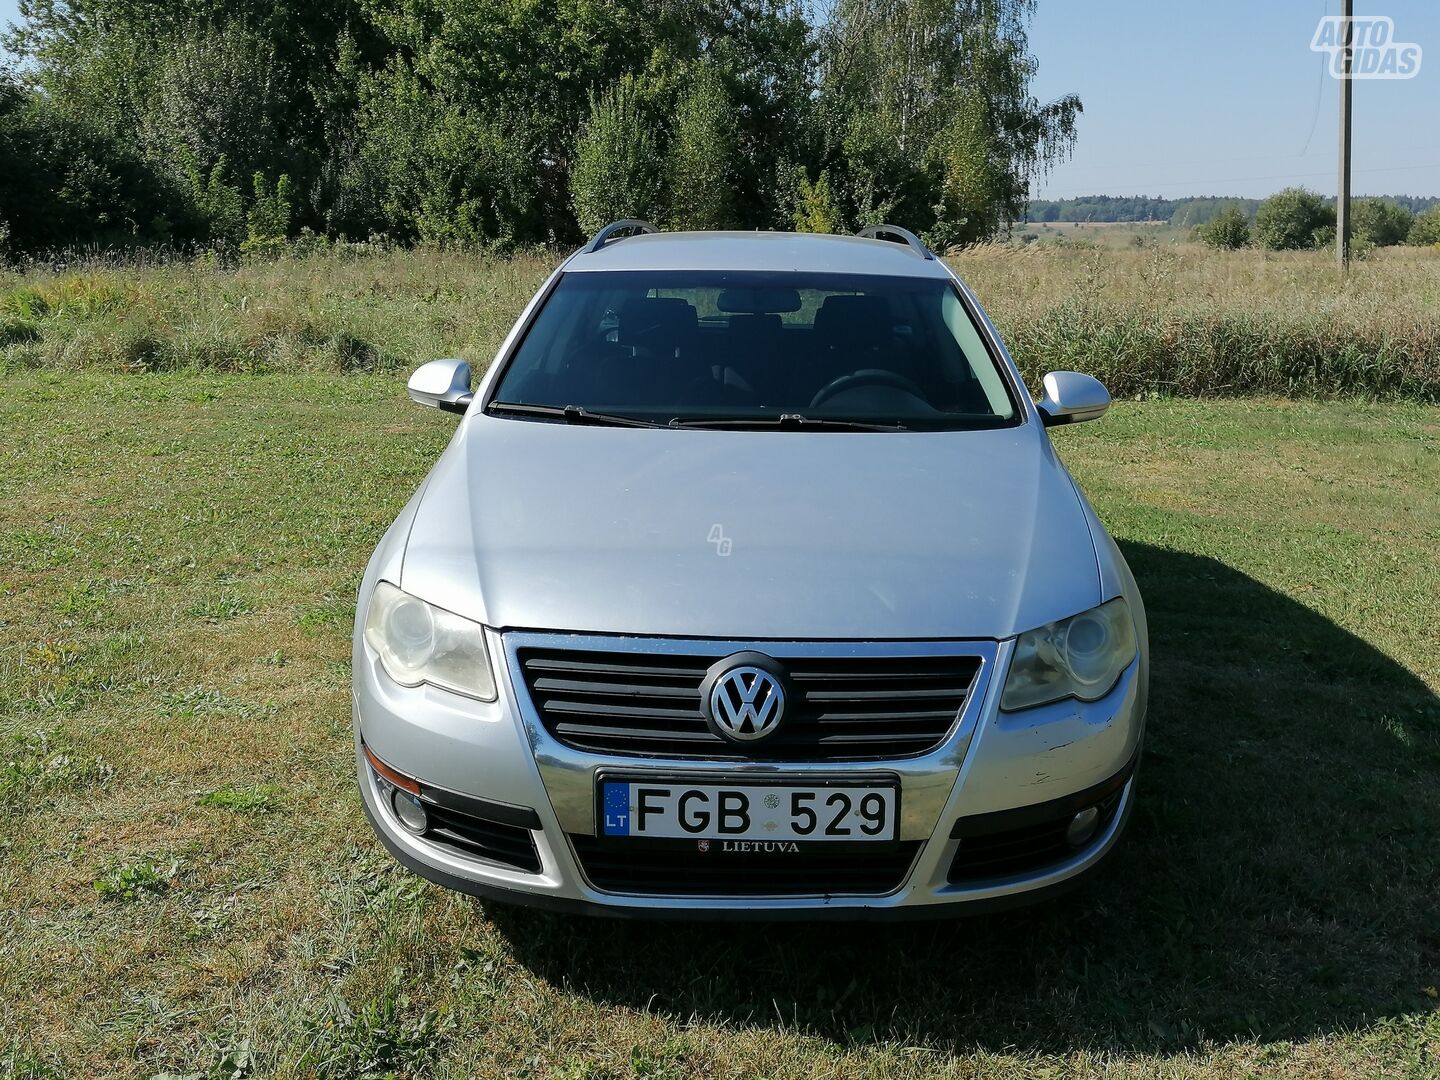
[1,373,1437,1079]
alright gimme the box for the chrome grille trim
[516,645,981,761]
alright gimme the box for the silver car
[352,222,1148,917]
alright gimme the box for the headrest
[814,295,893,347]
[618,297,699,352]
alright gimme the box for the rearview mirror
[1037,371,1110,426]
[408,359,473,415]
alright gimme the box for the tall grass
[0,247,555,376]
[2,241,1438,399]
[954,242,1440,400]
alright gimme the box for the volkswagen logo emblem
[700,652,789,743]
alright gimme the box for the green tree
[700,0,816,229]
[665,61,735,230]
[352,0,697,244]
[0,72,188,254]
[817,0,1080,244]
[926,87,1006,249]
[1195,205,1250,249]
[1406,206,1440,247]
[1253,187,1334,251]
[571,75,663,235]
[8,0,375,238]
[2,0,1088,250]
[1351,198,1414,247]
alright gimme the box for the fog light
[1066,806,1101,848]
[392,789,429,835]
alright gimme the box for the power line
[1297,0,1331,157]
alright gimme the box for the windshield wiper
[668,413,910,432]
[487,402,663,428]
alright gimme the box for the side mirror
[408,359,473,415]
[1037,371,1110,426]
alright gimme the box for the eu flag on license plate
[601,783,630,836]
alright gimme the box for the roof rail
[856,224,934,260]
[585,219,660,253]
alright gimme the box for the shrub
[184,155,246,244]
[349,63,542,248]
[0,78,192,254]
[570,75,662,235]
[792,168,842,234]
[241,172,293,257]
[1351,198,1414,247]
[1254,187,1334,250]
[1196,206,1250,249]
[1408,206,1440,247]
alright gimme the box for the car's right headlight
[362,581,497,701]
[1000,597,1137,711]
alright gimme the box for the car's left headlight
[363,581,497,701]
[1001,597,1137,711]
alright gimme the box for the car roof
[564,230,954,280]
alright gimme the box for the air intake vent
[570,836,922,897]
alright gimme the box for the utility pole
[1337,0,1353,271]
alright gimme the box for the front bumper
[353,630,1145,917]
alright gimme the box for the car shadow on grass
[490,541,1440,1054]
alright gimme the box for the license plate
[598,777,898,842]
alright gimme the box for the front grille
[570,836,922,897]
[422,801,542,873]
[947,790,1123,884]
[517,647,980,761]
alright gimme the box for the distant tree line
[1029,193,1440,231]
[0,0,1082,258]
[1027,195,1187,223]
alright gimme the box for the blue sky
[2,0,1435,200]
[1029,1,1439,198]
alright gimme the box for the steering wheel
[809,369,927,409]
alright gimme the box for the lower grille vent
[570,836,921,897]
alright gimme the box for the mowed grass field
[1,369,1437,1078]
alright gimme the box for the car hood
[400,415,1101,640]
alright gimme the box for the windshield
[490,270,1018,430]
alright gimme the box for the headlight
[1001,597,1136,711]
[363,581,497,701]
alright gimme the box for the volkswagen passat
[353,222,1148,917]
